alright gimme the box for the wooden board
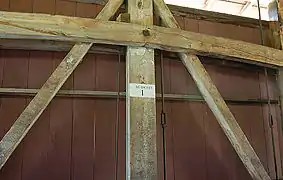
[0,11,282,67]
[126,0,157,179]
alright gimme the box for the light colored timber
[153,0,271,179]
[0,0,123,170]
[0,11,282,67]
[126,0,157,179]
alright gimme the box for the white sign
[129,83,155,98]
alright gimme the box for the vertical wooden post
[126,0,157,179]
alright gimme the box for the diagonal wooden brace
[153,0,271,179]
[0,0,124,170]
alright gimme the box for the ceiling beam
[0,11,282,67]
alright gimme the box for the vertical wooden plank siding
[95,54,123,180]
[72,55,95,180]
[10,0,33,13]
[33,0,56,14]
[0,0,9,11]
[22,51,53,180]
[55,0,77,16]
[0,50,29,180]
[126,0,157,179]
[48,52,73,180]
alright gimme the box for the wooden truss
[0,0,279,179]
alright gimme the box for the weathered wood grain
[0,0,123,170]
[126,0,157,179]
[153,0,271,179]
[0,11,282,67]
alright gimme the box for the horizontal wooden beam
[0,11,282,67]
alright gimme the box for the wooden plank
[153,0,271,179]
[48,52,73,180]
[22,51,53,180]
[33,0,56,14]
[126,0,157,179]
[10,0,33,13]
[0,0,123,170]
[0,12,282,67]
[0,0,9,11]
[95,54,118,179]
[0,50,29,180]
[72,54,96,180]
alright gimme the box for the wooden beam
[153,0,271,179]
[0,11,282,67]
[126,0,157,179]
[0,0,123,170]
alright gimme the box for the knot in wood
[137,0,143,9]
[142,29,150,36]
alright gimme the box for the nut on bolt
[142,29,150,36]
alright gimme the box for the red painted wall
[0,1,281,180]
